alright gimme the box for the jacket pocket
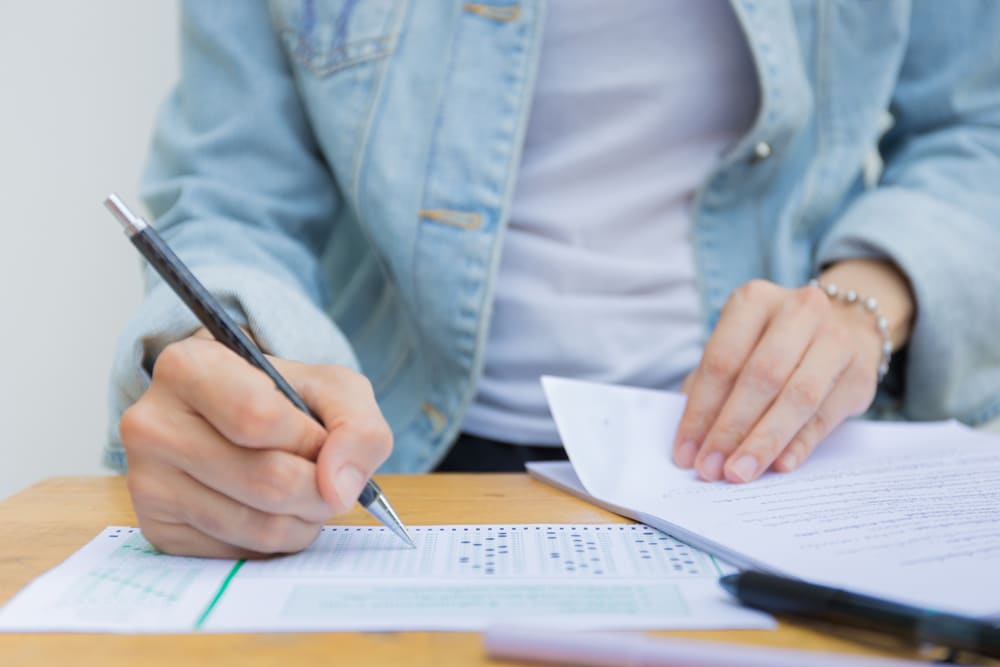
[270,0,404,77]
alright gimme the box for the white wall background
[0,2,180,499]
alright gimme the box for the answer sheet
[0,524,771,633]
[539,376,1000,618]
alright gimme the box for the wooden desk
[0,475,970,666]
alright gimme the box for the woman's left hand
[672,260,914,483]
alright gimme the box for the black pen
[720,571,1000,659]
[105,193,415,548]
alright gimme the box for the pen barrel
[916,614,1000,659]
[824,592,926,641]
[130,227,320,423]
[357,479,380,507]
[122,216,409,540]
[828,599,1000,660]
[730,572,1000,658]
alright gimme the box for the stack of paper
[531,376,1000,618]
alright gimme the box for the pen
[720,571,1000,659]
[483,625,930,667]
[104,193,415,548]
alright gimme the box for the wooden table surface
[0,475,980,667]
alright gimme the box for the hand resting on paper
[118,329,393,558]
[671,259,915,483]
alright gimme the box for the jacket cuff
[817,186,1000,423]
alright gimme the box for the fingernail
[674,440,698,468]
[698,451,726,481]
[334,464,366,509]
[728,455,758,483]
[779,451,798,471]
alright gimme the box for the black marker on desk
[104,193,415,549]
[720,571,1000,659]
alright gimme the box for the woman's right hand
[119,330,393,558]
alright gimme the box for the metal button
[752,141,772,161]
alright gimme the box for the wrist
[817,259,915,351]
[809,278,893,381]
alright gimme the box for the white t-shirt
[462,0,759,444]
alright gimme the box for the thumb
[278,362,394,514]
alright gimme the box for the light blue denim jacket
[107,0,1000,473]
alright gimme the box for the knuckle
[250,452,301,511]
[786,376,825,411]
[796,285,832,316]
[253,516,309,555]
[681,417,709,442]
[232,393,284,440]
[305,365,337,392]
[189,503,227,543]
[745,433,784,459]
[734,279,772,304]
[119,401,159,453]
[118,401,153,449]
[151,340,196,385]
[707,422,747,451]
[701,350,738,381]
[317,364,364,389]
[745,362,785,396]
[808,411,831,442]
[787,438,808,460]
[346,370,376,398]
[126,469,159,506]
[351,419,394,462]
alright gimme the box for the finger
[695,287,829,481]
[122,400,333,524]
[125,398,333,523]
[153,338,327,459]
[721,328,852,482]
[130,463,322,555]
[673,280,781,468]
[286,366,394,513]
[136,519,264,559]
[772,354,879,473]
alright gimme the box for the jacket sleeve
[816,1,1000,425]
[105,2,359,471]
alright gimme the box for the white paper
[541,375,1000,618]
[0,527,233,632]
[0,524,772,633]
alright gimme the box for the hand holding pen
[106,194,413,558]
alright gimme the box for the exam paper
[0,524,772,633]
[540,376,1000,618]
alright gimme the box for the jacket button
[752,141,772,161]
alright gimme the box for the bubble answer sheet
[0,524,771,633]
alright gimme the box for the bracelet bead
[808,279,893,382]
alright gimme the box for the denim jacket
[107,0,1000,473]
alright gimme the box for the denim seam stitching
[463,3,522,23]
[419,208,484,230]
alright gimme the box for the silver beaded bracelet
[808,279,893,381]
